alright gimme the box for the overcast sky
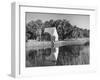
[26,12,90,29]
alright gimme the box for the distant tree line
[26,19,89,41]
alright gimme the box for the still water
[26,45,89,67]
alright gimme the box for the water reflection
[26,45,89,67]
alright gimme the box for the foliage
[26,19,89,41]
[41,32,51,41]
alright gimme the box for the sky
[26,12,90,29]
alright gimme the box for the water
[26,45,89,67]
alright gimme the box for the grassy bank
[26,38,89,51]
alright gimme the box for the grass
[26,38,89,51]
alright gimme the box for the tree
[26,19,90,41]
[41,32,51,41]
[26,20,40,40]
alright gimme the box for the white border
[11,2,97,78]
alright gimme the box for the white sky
[26,12,90,29]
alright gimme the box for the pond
[26,45,89,67]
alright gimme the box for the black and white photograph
[25,12,90,67]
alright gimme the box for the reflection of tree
[26,48,57,66]
[56,46,81,65]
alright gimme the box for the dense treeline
[26,19,89,41]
